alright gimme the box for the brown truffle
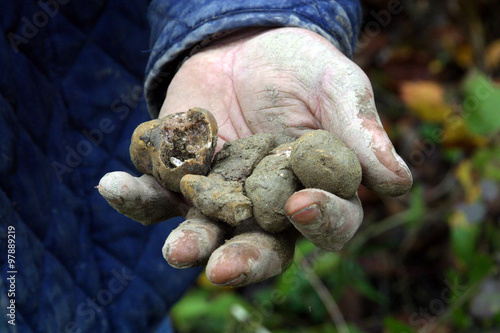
[245,142,301,233]
[129,108,218,192]
[211,133,276,183]
[290,130,361,199]
[180,174,253,226]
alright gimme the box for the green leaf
[339,259,388,304]
[468,254,495,284]
[354,276,388,305]
[170,289,252,333]
[296,238,318,256]
[420,123,442,142]
[275,263,308,298]
[383,316,416,333]
[463,72,500,135]
[443,148,464,163]
[473,146,500,181]
[486,223,500,252]
[450,223,480,266]
[450,307,473,329]
[405,183,426,228]
[311,251,341,278]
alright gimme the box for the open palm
[99,28,412,286]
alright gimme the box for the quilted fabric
[0,1,201,332]
[0,0,361,332]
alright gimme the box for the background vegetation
[171,0,500,331]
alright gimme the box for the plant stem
[295,248,350,333]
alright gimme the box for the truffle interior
[160,112,211,168]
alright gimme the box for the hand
[98,27,412,286]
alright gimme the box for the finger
[319,56,412,196]
[284,189,363,252]
[98,171,190,225]
[205,220,296,287]
[163,208,229,268]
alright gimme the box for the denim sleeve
[145,0,362,117]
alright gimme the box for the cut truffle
[129,108,218,192]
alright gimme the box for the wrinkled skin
[99,27,412,287]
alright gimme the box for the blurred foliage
[171,0,500,332]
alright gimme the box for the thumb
[319,57,412,196]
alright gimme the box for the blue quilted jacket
[0,0,361,332]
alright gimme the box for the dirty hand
[99,27,412,286]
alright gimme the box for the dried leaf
[485,39,500,70]
[442,116,488,149]
[455,160,481,203]
[454,44,473,68]
[400,81,453,123]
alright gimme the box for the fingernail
[394,150,412,178]
[289,204,321,225]
[215,274,246,287]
